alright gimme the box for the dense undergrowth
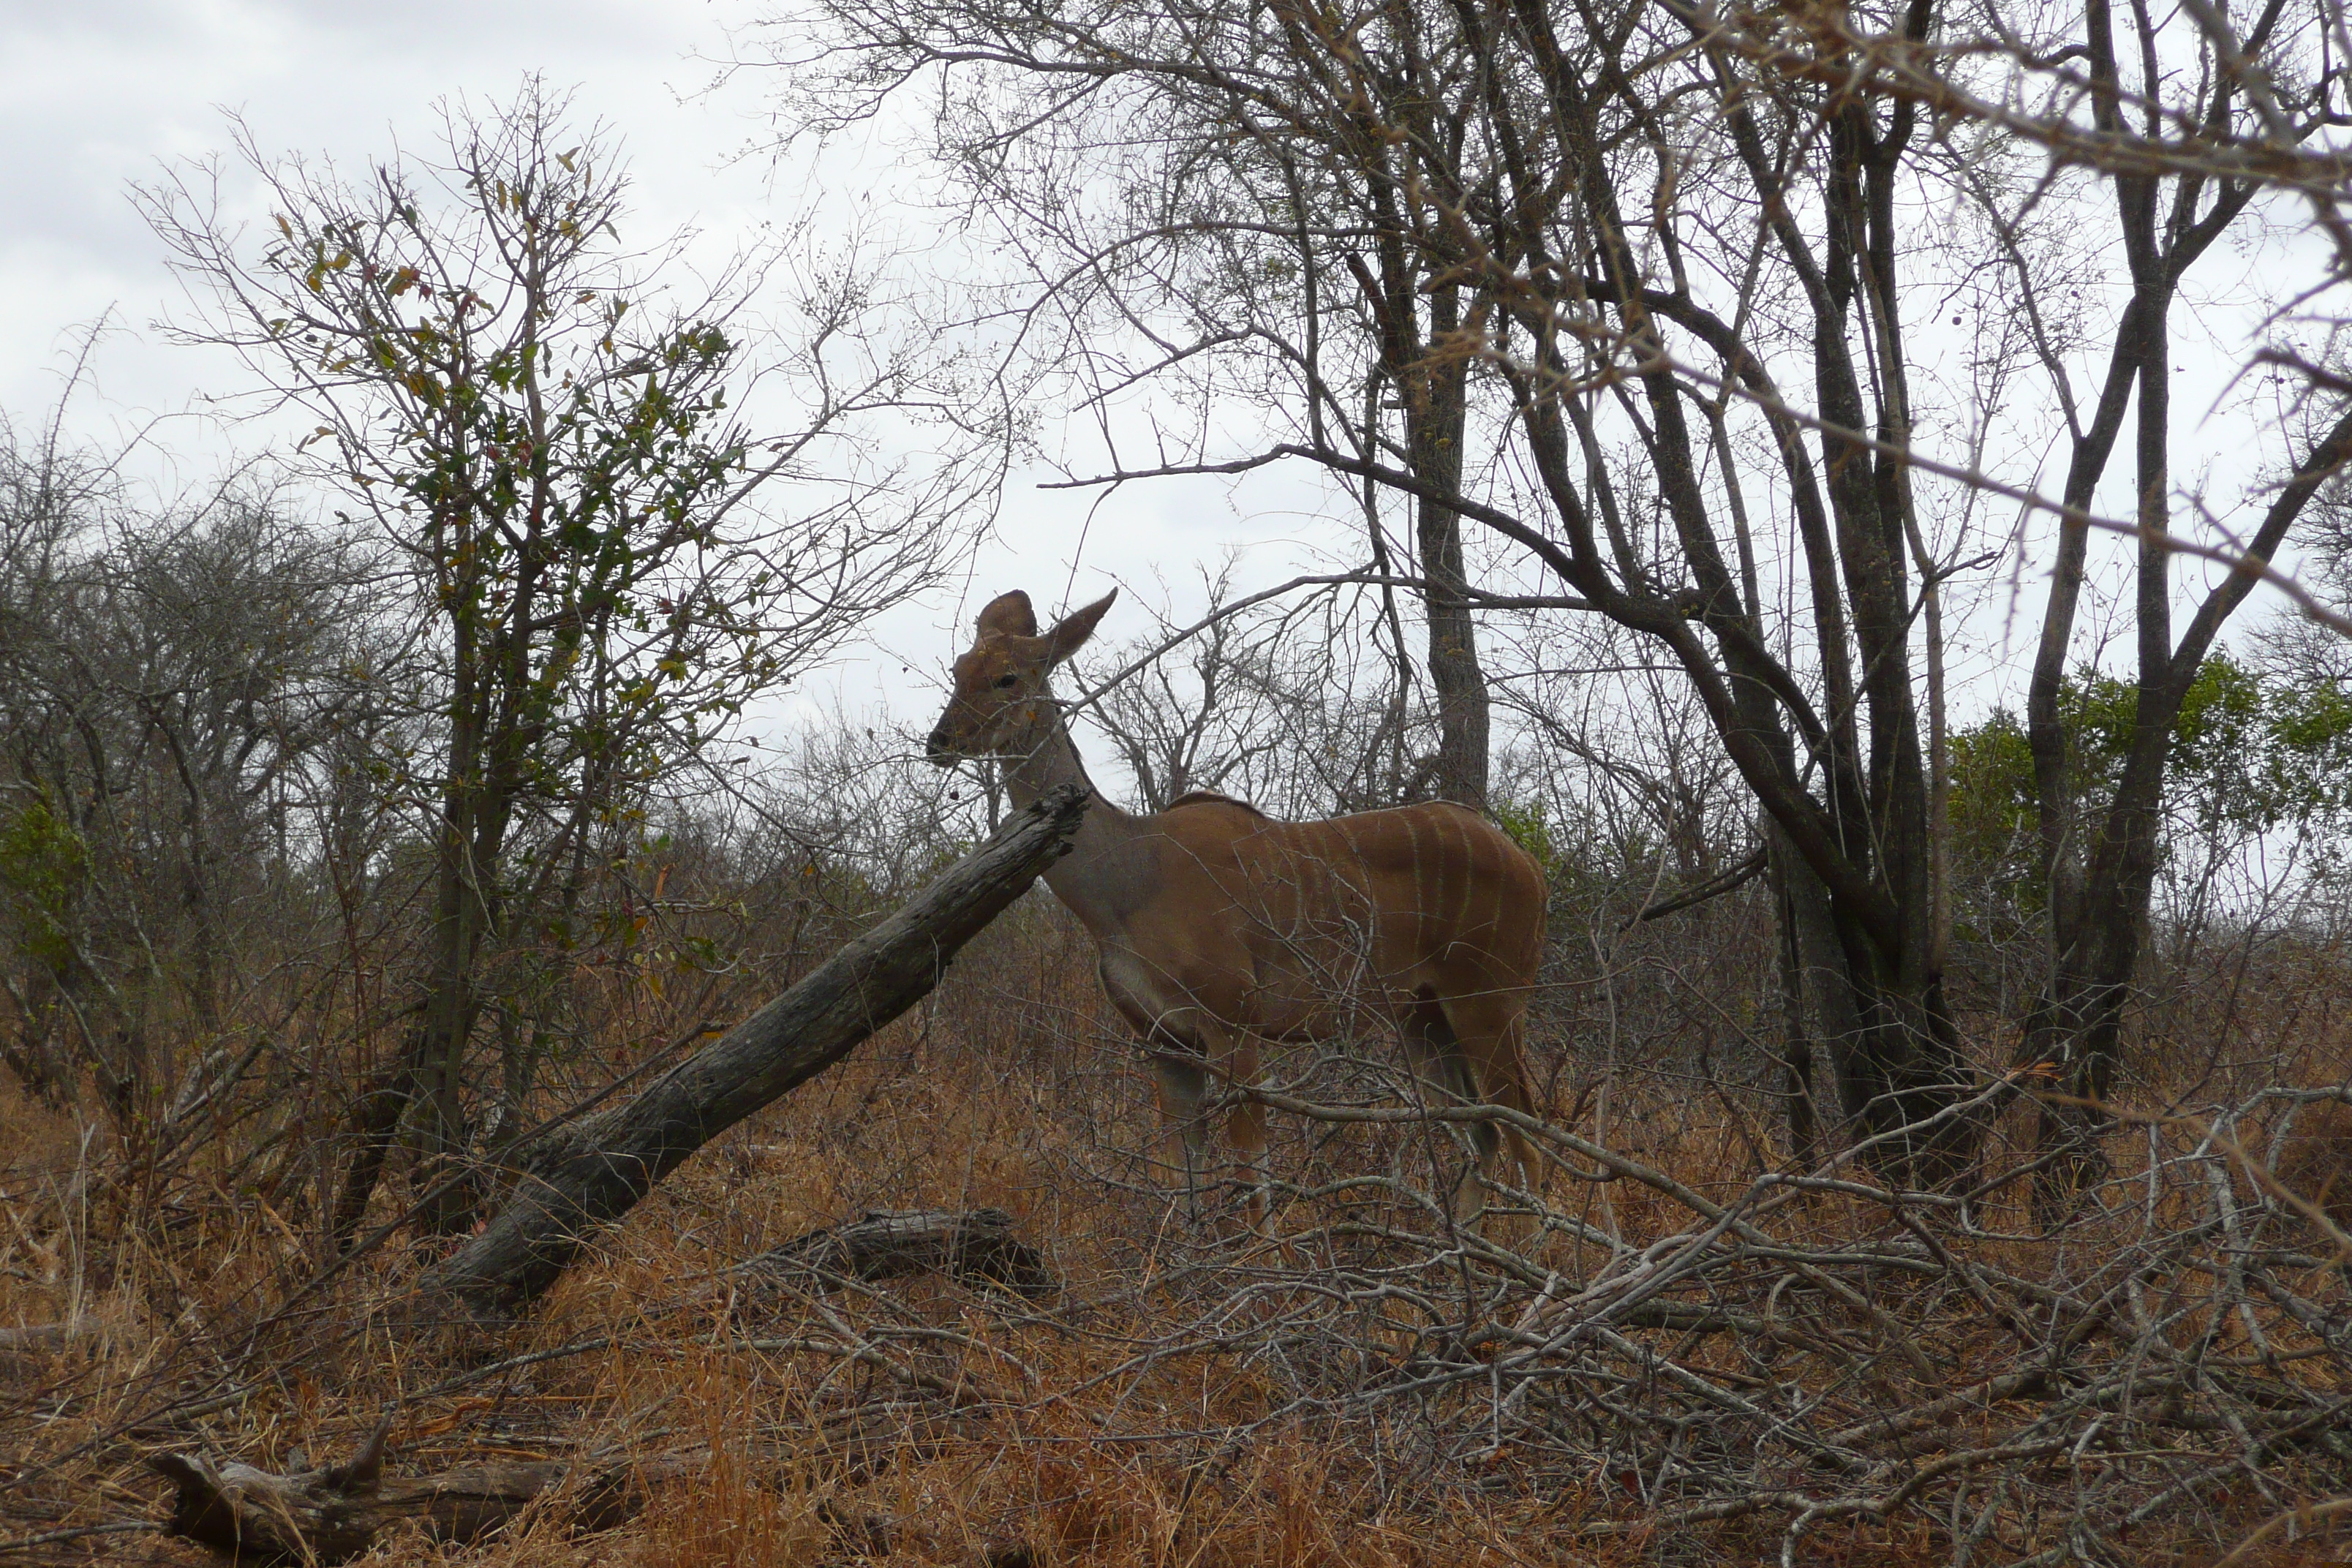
[4,890,2352,1567]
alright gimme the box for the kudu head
[927,588,1117,766]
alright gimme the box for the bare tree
[750,0,2352,1182]
[1923,0,2352,1200]
[1078,566,1438,816]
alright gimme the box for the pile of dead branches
[1018,1078,2352,1566]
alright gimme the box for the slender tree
[142,82,995,1235]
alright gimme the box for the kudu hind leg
[1401,997,1501,1224]
[1146,1022,1270,1233]
[1440,991,1542,1206]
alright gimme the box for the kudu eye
[994,674,1019,689]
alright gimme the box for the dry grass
[4,905,2352,1567]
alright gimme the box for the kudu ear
[1041,589,1118,667]
[976,590,1038,638]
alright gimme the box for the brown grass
[4,903,2351,1567]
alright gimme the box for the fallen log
[0,1320,85,1357]
[149,1402,990,1561]
[421,785,1088,1318]
[148,1422,682,1562]
[743,1207,1059,1299]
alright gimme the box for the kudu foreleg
[1142,1022,1270,1236]
[1145,1040,1211,1220]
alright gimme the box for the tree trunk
[329,669,505,1245]
[1766,828,1967,1182]
[1411,286,1490,810]
[328,1062,406,1247]
[420,784,1088,1318]
[1769,836,1833,1167]
[2021,671,2187,1212]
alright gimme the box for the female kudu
[926,589,1546,1223]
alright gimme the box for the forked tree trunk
[2021,669,2197,1211]
[1770,832,1970,1182]
[419,784,1088,1318]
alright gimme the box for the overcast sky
[2,0,2328,802]
[0,0,1339,757]
[3,1,749,414]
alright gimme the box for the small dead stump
[743,1207,1058,1299]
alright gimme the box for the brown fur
[928,588,1547,1221]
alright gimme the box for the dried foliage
[4,878,2349,1567]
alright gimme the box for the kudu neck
[1000,698,1101,813]
[1000,696,1139,933]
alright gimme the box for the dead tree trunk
[149,1429,677,1564]
[418,784,1087,1318]
[150,1415,992,1562]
